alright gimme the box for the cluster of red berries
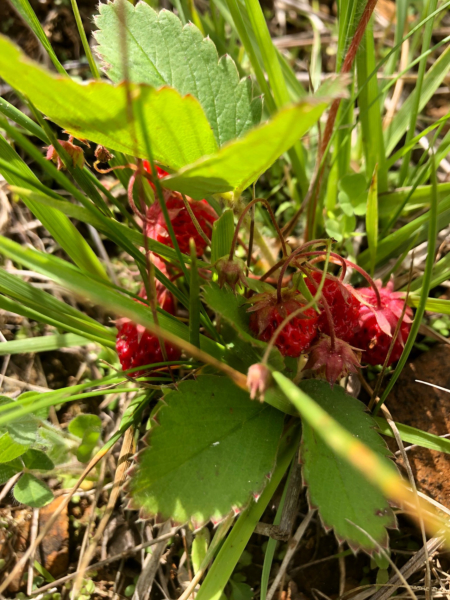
[114,163,412,386]
[115,163,218,373]
[247,268,413,386]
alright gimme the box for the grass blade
[8,0,66,74]
[69,0,100,79]
[376,153,439,411]
[366,164,378,276]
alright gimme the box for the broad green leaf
[68,414,102,438]
[94,2,262,145]
[0,432,29,463]
[192,529,210,575]
[0,334,97,356]
[0,133,108,281]
[129,375,284,526]
[299,380,395,552]
[163,100,329,199]
[22,449,54,471]
[6,412,38,446]
[0,36,217,171]
[0,463,21,485]
[69,414,102,462]
[211,210,235,264]
[203,282,257,345]
[13,473,53,507]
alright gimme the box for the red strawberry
[139,255,176,315]
[145,196,217,257]
[143,161,168,184]
[248,290,319,357]
[351,280,413,366]
[116,320,181,372]
[304,335,361,386]
[305,271,361,342]
[142,161,218,256]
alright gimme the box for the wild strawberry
[351,280,413,366]
[305,270,361,342]
[304,335,361,386]
[143,161,168,184]
[145,195,217,257]
[248,290,319,357]
[116,320,181,372]
[139,254,176,315]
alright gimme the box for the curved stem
[127,172,146,221]
[228,198,287,262]
[275,239,330,303]
[344,259,382,308]
[305,251,348,280]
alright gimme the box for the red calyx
[350,280,413,366]
[248,290,319,358]
[305,270,361,342]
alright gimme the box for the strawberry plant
[1,0,450,597]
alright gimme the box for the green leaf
[0,133,108,281]
[374,417,450,455]
[69,414,102,463]
[203,282,256,345]
[22,449,54,471]
[0,432,29,463]
[211,210,235,264]
[0,36,217,171]
[192,529,210,575]
[366,165,378,276]
[299,380,395,552]
[13,473,53,507]
[94,2,262,145]
[338,173,367,217]
[68,414,102,438]
[163,100,329,198]
[129,375,284,526]
[0,462,21,484]
[0,234,222,360]
[6,412,38,445]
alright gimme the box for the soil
[387,343,450,508]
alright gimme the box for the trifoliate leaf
[129,375,284,526]
[13,473,53,507]
[0,432,29,463]
[94,2,262,145]
[22,449,54,471]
